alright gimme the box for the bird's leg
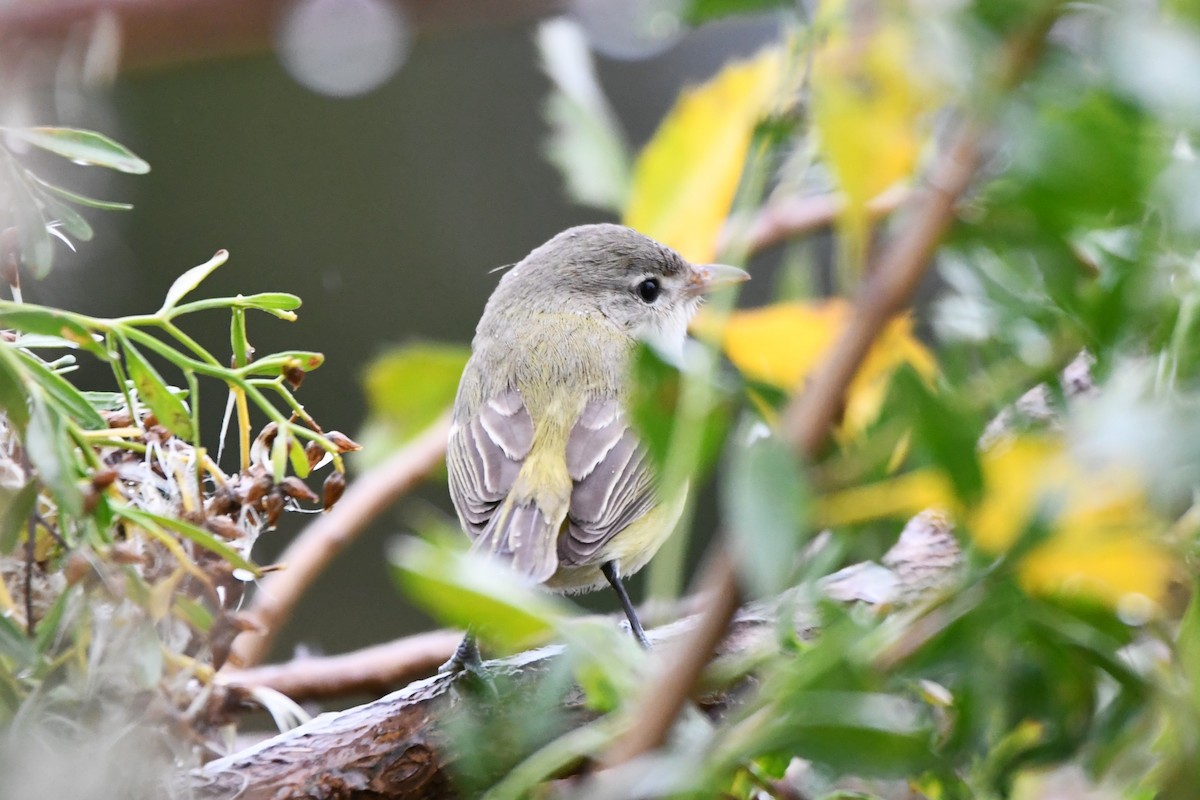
[439,631,482,675]
[601,561,650,649]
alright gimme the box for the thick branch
[230,415,450,668]
[194,604,784,800]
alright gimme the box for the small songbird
[444,224,748,667]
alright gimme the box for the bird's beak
[688,262,751,296]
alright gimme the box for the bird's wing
[560,398,658,567]
[447,388,534,541]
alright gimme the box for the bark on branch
[194,603,795,800]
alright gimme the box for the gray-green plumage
[447,224,746,599]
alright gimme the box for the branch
[2,0,561,72]
[222,630,462,702]
[229,414,450,668]
[604,6,1062,766]
[729,185,912,257]
[192,603,786,800]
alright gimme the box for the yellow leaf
[624,45,792,263]
[811,0,935,265]
[817,434,1179,611]
[969,437,1064,553]
[717,299,936,438]
[816,467,952,527]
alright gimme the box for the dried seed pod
[64,551,92,587]
[205,515,245,540]
[283,361,305,390]
[280,475,318,504]
[326,431,362,453]
[305,440,326,469]
[206,485,238,517]
[241,473,273,506]
[250,422,279,467]
[91,467,118,490]
[263,489,285,529]
[323,471,346,511]
[102,409,134,428]
[110,542,145,565]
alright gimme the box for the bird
[443,223,748,669]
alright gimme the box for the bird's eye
[636,277,661,304]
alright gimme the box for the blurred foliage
[0,135,356,783]
[357,341,468,468]
[386,1,1200,798]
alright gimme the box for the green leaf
[36,189,94,242]
[240,350,325,377]
[32,177,133,211]
[722,419,809,596]
[0,302,105,358]
[537,18,632,211]
[684,0,792,24]
[17,351,106,430]
[763,691,935,777]
[123,342,194,439]
[34,586,72,654]
[12,179,54,278]
[114,506,259,575]
[0,482,38,555]
[359,342,468,467]
[159,250,229,312]
[236,292,303,312]
[0,613,36,671]
[24,393,82,516]
[891,365,984,506]
[0,344,30,428]
[5,127,150,174]
[174,596,214,633]
[390,536,575,652]
[628,342,730,476]
[288,430,311,479]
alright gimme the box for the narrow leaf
[390,537,574,653]
[160,250,229,313]
[0,302,105,358]
[32,177,133,211]
[115,506,259,575]
[235,292,302,312]
[17,351,106,430]
[35,189,93,242]
[289,431,311,479]
[12,181,54,278]
[123,342,194,439]
[0,614,36,670]
[723,420,809,596]
[0,482,38,555]
[538,18,632,211]
[6,127,150,174]
[0,344,30,428]
[24,393,83,516]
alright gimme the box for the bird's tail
[472,499,560,584]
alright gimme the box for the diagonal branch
[602,5,1062,767]
[229,414,450,668]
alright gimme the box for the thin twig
[228,413,451,668]
[221,629,461,702]
[729,185,912,256]
[604,4,1062,764]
